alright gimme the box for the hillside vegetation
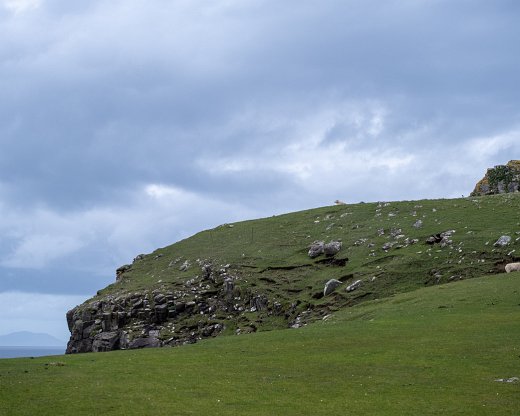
[67,193,520,353]
[1,273,519,415]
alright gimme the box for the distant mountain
[0,331,66,347]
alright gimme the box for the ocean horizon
[0,346,66,359]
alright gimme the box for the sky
[0,0,519,342]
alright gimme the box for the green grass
[2,273,519,415]
[91,193,520,333]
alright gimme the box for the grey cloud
[0,0,519,289]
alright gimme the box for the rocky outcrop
[66,260,294,354]
[471,160,520,196]
[308,240,342,258]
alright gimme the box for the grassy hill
[2,193,520,414]
[66,192,520,351]
[1,273,519,415]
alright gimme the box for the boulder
[494,235,512,247]
[133,254,145,263]
[308,241,325,258]
[116,264,131,281]
[323,279,342,296]
[128,337,161,349]
[154,304,169,323]
[324,241,342,257]
[92,331,120,352]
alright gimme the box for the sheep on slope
[505,262,520,273]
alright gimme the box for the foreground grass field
[1,273,519,415]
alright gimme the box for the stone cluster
[66,261,289,354]
[471,160,520,196]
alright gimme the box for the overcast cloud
[1,0,519,341]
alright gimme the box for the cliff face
[471,160,520,196]
[66,260,298,354]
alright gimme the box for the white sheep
[505,262,520,273]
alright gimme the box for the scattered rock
[346,280,362,292]
[413,220,423,228]
[495,377,519,383]
[382,242,394,251]
[308,241,325,258]
[179,260,191,271]
[323,279,342,296]
[324,241,342,257]
[494,235,512,247]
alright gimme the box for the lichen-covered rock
[494,235,512,247]
[471,160,520,196]
[324,241,342,257]
[308,241,325,258]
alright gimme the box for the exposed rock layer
[66,261,301,354]
[471,160,520,196]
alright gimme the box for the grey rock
[92,331,120,352]
[413,220,423,228]
[308,241,325,258]
[133,254,145,263]
[250,294,269,311]
[382,242,394,251]
[179,260,191,271]
[116,264,131,281]
[324,241,342,257]
[128,337,161,349]
[346,280,362,292]
[154,294,166,304]
[494,235,512,247]
[154,304,169,323]
[323,279,342,296]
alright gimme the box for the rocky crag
[471,160,520,196]
[67,259,299,353]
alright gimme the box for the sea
[0,346,65,359]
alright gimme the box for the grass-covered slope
[1,273,519,415]
[113,193,520,297]
[78,193,520,343]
